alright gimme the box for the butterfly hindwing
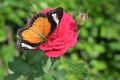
[17,28,41,50]
[17,7,63,50]
[17,39,36,51]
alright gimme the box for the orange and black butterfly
[17,7,63,50]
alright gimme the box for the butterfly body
[17,7,63,50]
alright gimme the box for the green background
[0,0,120,80]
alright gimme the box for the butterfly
[17,7,63,51]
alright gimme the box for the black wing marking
[46,7,63,34]
[29,13,46,27]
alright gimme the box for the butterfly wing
[17,7,63,50]
[17,17,50,50]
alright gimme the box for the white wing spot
[21,43,35,49]
[52,13,59,25]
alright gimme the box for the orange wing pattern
[21,17,51,44]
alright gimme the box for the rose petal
[44,47,69,57]
[28,8,78,57]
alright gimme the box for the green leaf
[43,57,52,73]
[114,54,120,61]
[31,63,44,77]
[1,44,16,66]
[67,61,88,75]
[8,57,31,75]
[28,76,34,80]
[44,74,54,80]
[80,28,88,38]
[95,17,104,25]
[4,74,20,80]
[51,60,60,70]
[0,29,6,42]
[114,12,120,22]
[71,63,88,74]
[34,77,43,80]
[0,67,4,78]
[91,60,107,71]
[53,69,66,80]
[109,42,120,50]
[25,50,44,64]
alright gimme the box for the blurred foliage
[0,0,120,80]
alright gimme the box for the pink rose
[28,8,78,57]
